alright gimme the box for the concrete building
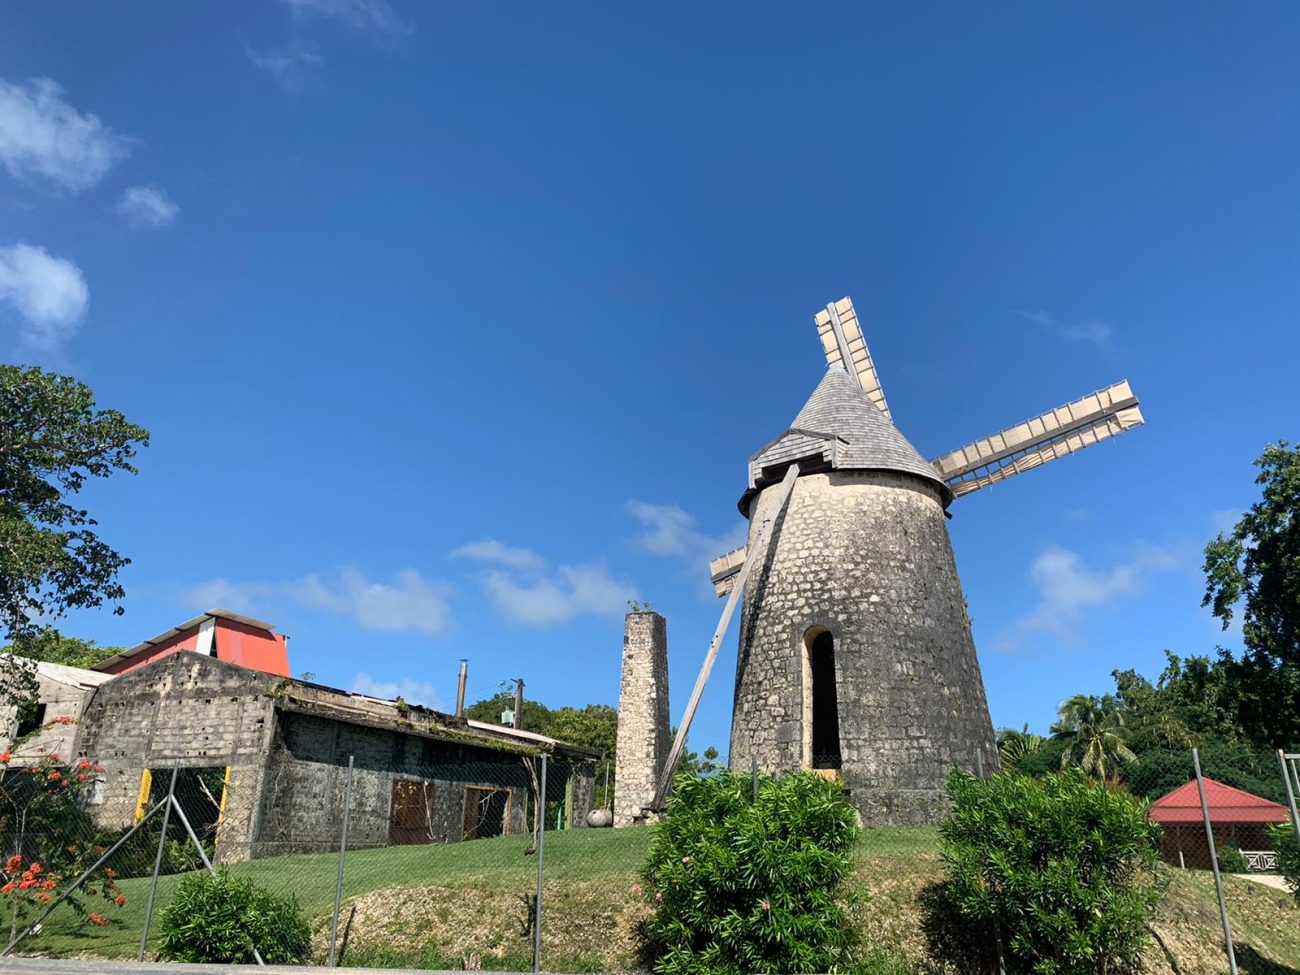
[729,369,998,825]
[1,611,598,862]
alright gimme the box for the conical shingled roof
[744,368,950,505]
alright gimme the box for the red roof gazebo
[1148,777,1291,871]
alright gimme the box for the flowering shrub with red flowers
[1,741,125,940]
[638,770,859,975]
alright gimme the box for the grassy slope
[16,826,1300,973]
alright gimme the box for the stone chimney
[614,610,670,827]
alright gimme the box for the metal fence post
[328,755,355,967]
[534,753,547,975]
[1194,748,1238,975]
[138,765,178,962]
[1279,750,1300,849]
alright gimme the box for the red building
[92,608,290,678]
[1148,777,1291,871]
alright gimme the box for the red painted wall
[98,626,202,675]
[215,619,289,676]
[100,618,290,678]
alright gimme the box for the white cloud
[0,242,89,353]
[996,544,1180,650]
[627,500,747,569]
[452,539,546,571]
[180,567,452,635]
[481,563,635,627]
[247,45,325,94]
[281,0,408,35]
[0,77,131,193]
[1017,309,1113,352]
[456,537,636,626]
[351,672,439,708]
[116,185,178,228]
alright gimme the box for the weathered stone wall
[73,653,276,861]
[614,611,670,827]
[0,668,98,761]
[254,708,531,856]
[730,471,998,825]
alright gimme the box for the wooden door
[389,779,433,845]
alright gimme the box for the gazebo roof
[1148,777,1291,825]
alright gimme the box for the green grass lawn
[14,823,1300,974]
[17,826,658,960]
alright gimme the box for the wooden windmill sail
[709,297,1144,596]
[653,295,1144,809]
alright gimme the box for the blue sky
[2,2,1298,757]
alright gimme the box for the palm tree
[1051,693,1136,781]
[997,724,1046,772]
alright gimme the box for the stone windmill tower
[649,296,1144,824]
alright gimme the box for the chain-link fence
[3,745,1298,972]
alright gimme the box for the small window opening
[15,702,47,739]
[807,630,842,769]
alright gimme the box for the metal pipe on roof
[455,659,468,718]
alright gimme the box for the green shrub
[1268,821,1300,898]
[1215,841,1250,874]
[157,868,310,964]
[940,769,1161,975]
[639,770,860,975]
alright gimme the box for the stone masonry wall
[74,652,277,862]
[730,471,998,825]
[254,709,531,856]
[614,611,670,827]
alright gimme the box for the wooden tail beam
[650,463,802,811]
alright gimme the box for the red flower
[29,863,41,875]
[0,751,10,764]
[103,868,116,879]
[41,879,57,890]
[48,752,58,762]
[47,771,62,782]
[77,759,91,769]
[1,882,14,895]
[761,901,771,911]
[87,913,108,926]
[5,855,21,873]
[114,895,126,906]
[35,893,50,904]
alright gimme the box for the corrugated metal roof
[31,659,114,689]
[1148,777,1290,824]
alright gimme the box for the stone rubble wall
[730,470,998,825]
[614,611,670,827]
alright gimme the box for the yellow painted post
[133,769,152,823]
[214,766,232,848]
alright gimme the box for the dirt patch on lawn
[314,881,650,971]
[315,862,1298,974]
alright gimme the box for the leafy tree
[639,770,859,975]
[1267,821,1300,900]
[463,687,551,733]
[2,627,124,670]
[1203,441,1300,747]
[0,366,149,640]
[940,769,1162,975]
[996,724,1046,772]
[1051,694,1136,781]
[545,703,618,807]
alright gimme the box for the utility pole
[513,678,525,729]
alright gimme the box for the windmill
[651,296,1144,821]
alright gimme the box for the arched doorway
[803,627,842,769]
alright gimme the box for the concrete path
[1236,872,1293,892]
[0,960,537,975]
